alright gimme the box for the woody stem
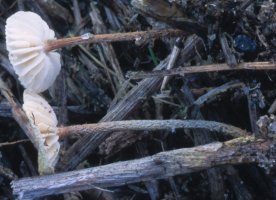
[44,29,186,52]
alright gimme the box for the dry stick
[128,62,276,79]
[58,120,249,138]
[268,98,276,114]
[19,145,38,176]
[44,29,186,52]
[194,81,245,107]
[72,0,82,27]
[0,139,29,147]
[131,0,206,34]
[181,83,225,200]
[0,165,17,180]
[57,35,203,171]
[246,83,263,137]
[57,59,168,170]
[90,2,125,87]
[0,79,55,174]
[12,136,276,199]
[99,35,205,157]
[0,52,17,79]
[219,32,237,67]
[0,79,39,150]
[160,37,183,91]
[36,0,73,23]
[226,166,253,199]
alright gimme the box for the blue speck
[234,35,257,52]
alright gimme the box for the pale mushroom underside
[5,11,61,92]
[23,90,60,166]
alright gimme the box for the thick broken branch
[58,119,249,138]
[12,137,276,199]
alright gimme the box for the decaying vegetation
[0,0,275,199]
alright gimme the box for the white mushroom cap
[5,11,61,93]
[23,90,60,166]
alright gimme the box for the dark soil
[0,0,276,199]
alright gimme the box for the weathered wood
[57,35,204,171]
[0,79,39,150]
[0,51,16,79]
[90,2,125,89]
[0,79,55,174]
[0,165,17,180]
[180,83,226,200]
[226,166,253,200]
[98,34,205,157]
[18,145,38,177]
[36,0,73,23]
[57,62,166,170]
[12,137,276,199]
[194,81,245,107]
[128,62,276,79]
[219,32,237,67]
[131,0,206,34]
[58,119,249,138]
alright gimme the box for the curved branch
[58,119,249,138]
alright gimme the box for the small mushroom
[5,11,61,92]
[23,90,60,167]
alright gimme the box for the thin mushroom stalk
[57,120,249,139]
[5,11,185,92]
[44,29,186,52]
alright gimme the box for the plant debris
[0,0,275,199]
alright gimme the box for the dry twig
[0,139,29,147]
[45,29,186,52]
[58,119,249,138]
[12,136,276,199]
[194,81,245,107]
[0,78,54,174]
[127,62,276,79]
[0,79,39,150]
[57,35,204,171]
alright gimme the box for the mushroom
[22,90,60,167]
[5,11,61,93]
[5,11,184,92]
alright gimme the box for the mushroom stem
[57,120,249,138]
[44,29,186,52]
